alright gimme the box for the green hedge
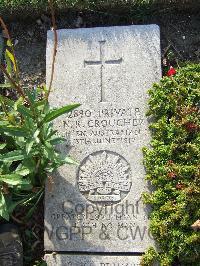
[0,0,199,19]
[142,64,200,265]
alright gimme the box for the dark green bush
[141,64,200,265]
[0,0,199,18]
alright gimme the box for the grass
[0,0,199,18]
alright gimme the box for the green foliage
[142,64,200,265]
[0,38,80,221]
[33,261,47,266]
[0,0,198,17]
[0,0,150,11]
[0,90,80,221]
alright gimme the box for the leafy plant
[0,16,80,221]
[141,64,200,266]
[0,0,198,13]
[33,260,47,266]
[0,91,79,220]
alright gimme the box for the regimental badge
[77,150,132,204]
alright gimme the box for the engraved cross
[84,40,122,102]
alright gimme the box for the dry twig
[46,0,58,100]
[0,16,19,80]
[0,64,26,99]
[11,214,24,225]
[0,16,29,103]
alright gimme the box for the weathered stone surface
[45,25,161,252]
[45,254,141,266]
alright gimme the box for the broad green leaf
[43,101,50,115]
[0,150,24,162]
[0,174,30,186]
[23,116,35,132]
[17,104,33,118]
[33,129,40,143]
[15,136,25,148]
[43,142,55,160]
[34,99,47,108]
[26,140,34,154]
[47,129,57,139]
[0,192,9,221]
[24,89,36,105]
[0,143,6,150]
[64,156,79,165]
[0,95,14,107]
[0,126,27,137]
[0,83,12,88]
[15,167,30,176]
[0,161,12,174]
[43,104,80,123]
[23,158,36,172]
[15,182,33,191]
[14,97,23,111]
[0,121,9,126]
[7,40,12,47]
[41,122,54,140]
[5,49,17,72]
[49,137,66,145]
[45,166,55,173]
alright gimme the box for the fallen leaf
[191,220,200,231]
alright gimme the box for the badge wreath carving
[77,150,132,204]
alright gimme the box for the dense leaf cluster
[141,64,200,265]
[0,90,79,220]
[0,0,198,17]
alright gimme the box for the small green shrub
[0,27,80,221]
[142,64,200,265]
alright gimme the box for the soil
[4,8,200,88]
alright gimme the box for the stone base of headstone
[45,254,141,266]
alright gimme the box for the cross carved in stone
[84,40,123,102]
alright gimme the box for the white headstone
[45,25,161,256]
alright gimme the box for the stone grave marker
[45,25,161,264]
